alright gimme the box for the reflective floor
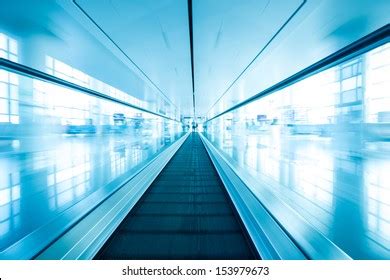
[0,132,182,252]
[204,129,390,259]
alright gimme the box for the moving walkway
[95,133,257,259]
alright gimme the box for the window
[0,33,19,124]
[0,33,18,62]
[365,43,390,123]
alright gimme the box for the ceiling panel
[192,0,303,116]
[75,0,193,116]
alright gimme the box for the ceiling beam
[187,0,196,117]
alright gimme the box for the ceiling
[193,0,303,116]
[74,0,193,115]
[68,0,389,119]
[73,0,304,117]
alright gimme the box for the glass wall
[0,67,183,254]
[203,43,390,259]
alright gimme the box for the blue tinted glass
[0,69,183,253]
[203,42,390,259]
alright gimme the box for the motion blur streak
[0,55,183,251]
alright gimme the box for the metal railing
[0,58,180,122]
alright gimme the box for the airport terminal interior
[0,0,389,260]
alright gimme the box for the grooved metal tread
[95,133,258,260]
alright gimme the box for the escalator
[95,133,258,259]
